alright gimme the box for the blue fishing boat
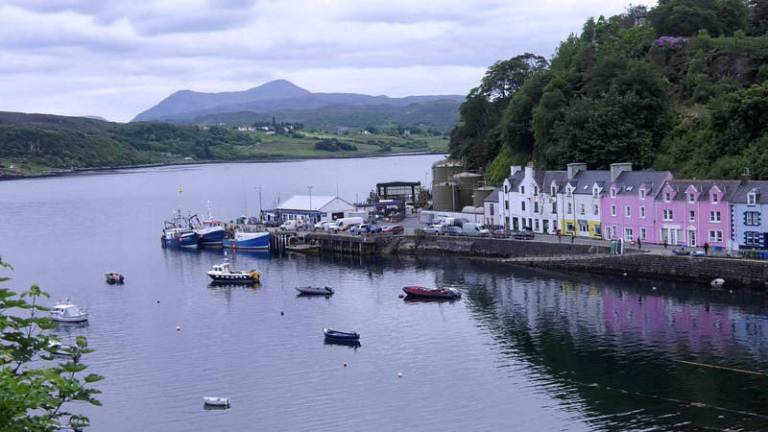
[222,231,271,250]
[161,210,199,249]
[192,204,227,247]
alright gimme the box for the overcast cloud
[0,0,656,122]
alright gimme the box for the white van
[280,220,299,231]
[461,223,490,237]
[331,217,364,232]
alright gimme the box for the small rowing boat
[402,286,461,300]
[296,286,334,296]
[105,272,124,285]
[203,396,230,407]
[323,328,359,342]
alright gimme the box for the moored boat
[50,300,88,323]
[195,224,226,247]
[105,272,124,284]
[402,286,461,300]
[323,328,360,342]
[48,339,76,357]
[207,261,260,284]
[203,396,230,407]
[223,231,271,250]
[296,286,334,296]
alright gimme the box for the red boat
[402,286,461,299]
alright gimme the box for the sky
[0,0,656,122]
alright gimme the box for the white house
[502,163,566,234]
[274,195,354,224]
[483,187,503,228]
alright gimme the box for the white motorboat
[50,300,88,323]
[48,339,76,356]
[207,261,261,284]
[203,396,230,407]
[711,278,726,289]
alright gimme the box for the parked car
[423,225,441,235]
[330,217,364,232]
[513,230,535,240]
[314,221,331,231]
[440,225,462,236]
[460,223,490,237]
[351,224,382,235]
[491,229,510,239]
[382,225,405,235]
[280,220,300,231]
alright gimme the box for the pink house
[601,163,672,244]
[654,180,739,249]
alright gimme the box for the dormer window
[639,189,646,200]
[566,187,572,197]
[664,192,671,202]
[520,186,525,194]
[534,186,538,196]
[711,193,718,204]
[551,185,557,196]
[610,188,616,198]
[748,192,757,205]
[592,187,599,197]
[687,193,695,203]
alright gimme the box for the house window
[593,204,599,216]
[709,230,723,243]
[567,203,572,214]
[640,189,646,199]
[610,205,616,216]
[534,202,539,213]
[520,186,525,194]
[534,219,539,230]
[611,226,617,238]
[579,221,588,233]
[663,209,673,221]
[640,206,646,218]
[552,203,557,213]
[505,200,509,210]
[624,228,634,241]
[745,231,762,246]
[610,188,616,198]
[489,204,495,216]
[709,211,721,223]
[624,206,631,217]
[534,187,538,196]
[580,204,585,215]
[521,202,526,211]
[593,188,599,198]
[640,228,647,240]
[664,192,672,202]
[745,211,761,226]
[748,192,757,205]
[566,188,572,197]
[551,186,557,196]
[711,193,719,204]
[687,193,695,203]
[504,185,508,194]
[689,210,695,222]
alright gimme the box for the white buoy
[397,372,403,378]
[176,325,181,331]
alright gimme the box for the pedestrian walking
[704,242,710,256]
[663,239,668,249]
[571,234,575,244]
[637,238,642,250]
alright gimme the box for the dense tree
[0,259,102,430]
[748,0,768,35]
[649,0,747,37]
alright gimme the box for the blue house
[731,180,768,250]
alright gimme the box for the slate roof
[505,170,525,190]
[484,187,503,203]
[611,170,672,196]
[568,170,610,195]
[658,179,740,202]
[732,180,768,204]
[534,171,567,193]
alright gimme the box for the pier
[270,231,389,255]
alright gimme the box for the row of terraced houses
[482,162,768,252]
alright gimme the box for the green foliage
[314,139,358,152]
[0,259,102,431]
[450,1,768,181]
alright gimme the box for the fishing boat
[203,396,230,407]
[222,231,271,250]
[402,286,461,300]
[161,210,199,249]
[323,328,360,342]
[192,207,226,247]
[105,272,124,284]
[50,300,88,323]
[207,261,260,284]
[296,286,334,296]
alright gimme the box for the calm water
[2,155,768,431]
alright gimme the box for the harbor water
[1,155,768,431]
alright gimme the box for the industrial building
[270,195,354,224]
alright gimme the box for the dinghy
[203,396,230,407]
[296,286,334,296]
[402,286,461,300]
[105,272,124,284]
[323,328,360,342]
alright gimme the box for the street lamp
[308,185,313,223]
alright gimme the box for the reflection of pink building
[601,290,734,353]
[601,163,672,243]
[654,180,739,249]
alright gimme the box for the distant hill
[133,80,464,131]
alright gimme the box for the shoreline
[0,150,445,182]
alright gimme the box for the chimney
[741,167,752,185]
[524,161,534,178]
[610,162,633,183]
[567,162,587,180]
[510,165,522,177]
